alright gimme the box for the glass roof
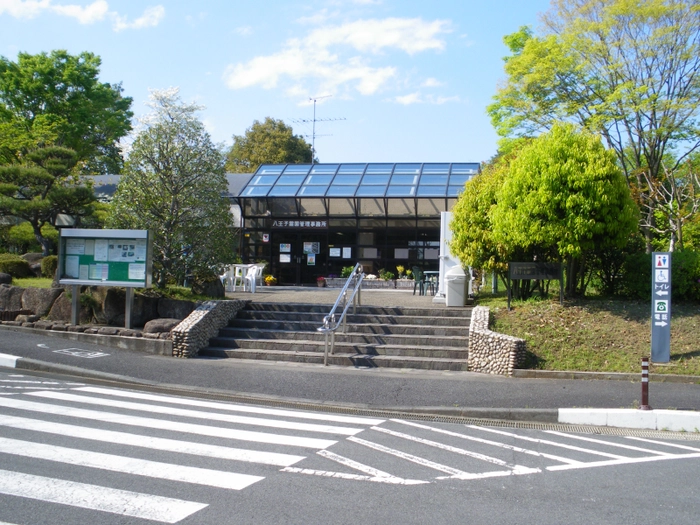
[240,163,480,199]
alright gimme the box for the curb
[512,369,700,384]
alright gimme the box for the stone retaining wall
[468,305,526,376]
[172,299,248,358]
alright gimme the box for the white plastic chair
[231,265,246,291]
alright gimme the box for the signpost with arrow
[651,252,671,363]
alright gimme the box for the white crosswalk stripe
[0,384,382,523]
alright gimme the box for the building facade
[229,162,479,286]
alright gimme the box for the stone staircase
[200,302,472,370]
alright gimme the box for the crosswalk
[1,373,699,523]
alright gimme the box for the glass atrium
[232,162,479,286]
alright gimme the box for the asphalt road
[1,325,699,415]
[1,370,699,525]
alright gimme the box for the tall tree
[107,88,236,288]
[0,146,96,255]
[226,117,313,172]
[488,1,700,250]
[490,124,639,297]
[0,50,133,173]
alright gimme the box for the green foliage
[41,255,58,278]
[341,266,355,278]
[226,117,313,172]
[619,250,700,301]
[0,253,31,277]
[0,146,95,254]
[107,88,237,288]
[6,222,59,254]
[0,50,133,173]
[488,1,700,250]
[378,269,395,280]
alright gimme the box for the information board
[58,229,153,288]
[651,252,671,363]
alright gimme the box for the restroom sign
[651,252,671,363]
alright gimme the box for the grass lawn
[477,294,700,376]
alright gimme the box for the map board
[58,229,153,288]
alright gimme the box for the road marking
[28,390,362,435]
[0,379,63,384]
[468,425,625,460]
[371,426,539,475]
[0,436,264,490]
[348,436,472,477]
[53,349,109,358]
[0,397,336,449]
[544,431,674,456]
[0,414,305,467]
[280,466,428,485]
[625,437,700,452]
[73,386,385,425]
[395,420,581,464]
[547,451,700,472]
[318,449,396,478]
[0,469,207,523]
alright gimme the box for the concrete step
[209,335,468,358]
[214,328,469,347]
[198,347,469,370]
[224,320,469,337]
[244,302,473,318]
[234,311,471,327]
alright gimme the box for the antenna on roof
[291,95,345,164]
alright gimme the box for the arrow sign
[651,252,671,363]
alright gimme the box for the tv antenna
[291,95,345,163]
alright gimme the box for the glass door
[271,232,327,285]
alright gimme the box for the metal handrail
[317,263,365,366]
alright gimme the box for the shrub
[41,255,58,279]
[341,266,354,278]
[619,250,700,301]
[0,253,32,277]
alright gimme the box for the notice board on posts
[58,229,153,288]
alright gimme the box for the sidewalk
[1,287,699,434]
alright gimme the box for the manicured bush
[618,250,700,301]
[41,255,58,279]
[0,253,32,278]
[341,266,354,278]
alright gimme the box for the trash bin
[445,266,467,307]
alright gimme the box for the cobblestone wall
[172,299,248,358]
[468,305,526,376]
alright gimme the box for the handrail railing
[317,263,365,365]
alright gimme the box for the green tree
[107,88,236,288]
[226,117,313,172]
[0,50,133,173]
[488,1,700,250]
[0,146,96,255]
[490,124,639,297]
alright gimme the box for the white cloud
[234,25,252,36]
[422,77,443,88]
[112,5,164,32]
[223,17,449,98]
[0,0,164,31]
[51,0,107,24]
[394,92,422,105]
[307,18,449,55]
[0,0,51,18]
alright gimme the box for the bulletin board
[58,229,153,288]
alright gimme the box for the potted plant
[316,276,326,287]
[264,275,277,286]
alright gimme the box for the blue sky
[1,0,553,165]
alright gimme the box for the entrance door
[272,232,327,285]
